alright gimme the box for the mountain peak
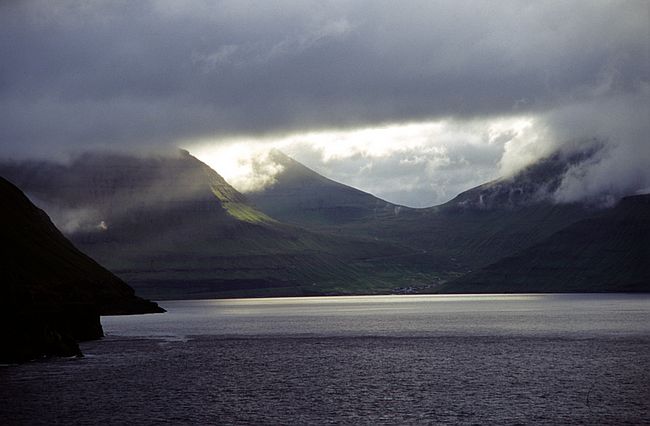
[246,151,406,227]
[263,149,341,187]
[0,150,274,231]
[444,143,603,211]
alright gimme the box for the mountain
[243,149,598,276]
[441,194,650,292]
[246,150,407,228]
[1,144,630,298]
[0,151,422,299]
[249,146,597,227]
[0,177,163,362]
[384,147,601,270]
[441,145,602,210]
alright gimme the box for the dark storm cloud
[1,0,647,159]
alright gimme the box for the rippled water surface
[2,294,649,424]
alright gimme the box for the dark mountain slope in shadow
[2,143,628,297]
[246,150,407,227]
[0,177,162,362]
[245,148,598,275]
[0,152,421,299]
[441,194,650,293]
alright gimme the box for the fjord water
[2,294,649,424]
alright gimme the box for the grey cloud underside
[1,0,647,157]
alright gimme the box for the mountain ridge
[2,144,642,298]
[245,149,598,274]
[440,143,603,211]
[246,150,408,228]
[0,151,425,299]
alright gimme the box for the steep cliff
[0,176,163,362]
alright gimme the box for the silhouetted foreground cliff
[0,177,163,363]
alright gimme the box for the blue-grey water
[2,294,649,425]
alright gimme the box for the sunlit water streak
[1,294,649,424]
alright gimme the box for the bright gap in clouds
[186,116,542,207]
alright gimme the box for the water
[2,294,649,424]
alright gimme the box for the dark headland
[0,177,163,363]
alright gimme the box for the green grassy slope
[0,152,424,299]
[1,145,627,297]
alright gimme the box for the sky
[1,1,648,206]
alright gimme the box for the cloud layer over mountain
[1,1,648,205]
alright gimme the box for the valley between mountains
[2,145,648,300]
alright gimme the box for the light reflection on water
[2,293,649,424]
[102,293,650,340]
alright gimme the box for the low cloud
[189,143,286,193]
[190,117,540,206]
[1,1,647,205]
[548,93,650,204]
[27,194,103,234]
